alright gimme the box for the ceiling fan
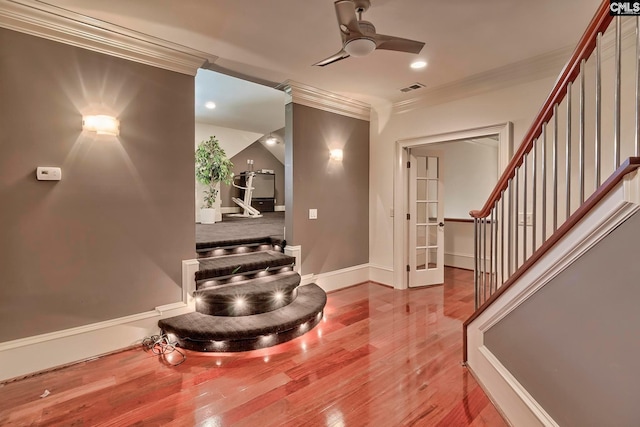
[314,0,425,67]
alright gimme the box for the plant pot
[200,208,216,224]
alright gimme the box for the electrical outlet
[309,209,317,220]
[518,213,533,226]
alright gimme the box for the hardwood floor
[0,268,507,426]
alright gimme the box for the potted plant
[195,135,234,224]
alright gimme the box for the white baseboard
[310,264,370,293]
[220,206,241,214]
[466,346,555,427]
[369,263,394,286]
[300,273,315,286]
[221,206,285,213]
[0,259,199,382]
[444,252,474,270]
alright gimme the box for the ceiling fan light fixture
[344,37,376,57]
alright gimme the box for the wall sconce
[82,115,120,136]
[330,149,343,161]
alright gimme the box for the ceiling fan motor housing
[344,19,376,56]
[357,20,376,35]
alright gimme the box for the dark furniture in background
[239,171,275,212]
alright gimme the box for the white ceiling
[195,69,285,135]
[44,0,601,108]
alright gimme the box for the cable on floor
[142,334,186,366]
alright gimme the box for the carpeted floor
[196,211,284,246]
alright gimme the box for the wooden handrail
[470,0,613,219]
[463,157,640,361]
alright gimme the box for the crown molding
[393,17,640,115]
[0,0,217,75]
[279,80,371,121]
[393,46,576,115]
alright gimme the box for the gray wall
[0,28,195,342]
[485,210,640,427]
[220,140,285,208]
[285,103,369,274]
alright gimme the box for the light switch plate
[309,209,318,220]
[36,167,62,181]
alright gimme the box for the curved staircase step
[196,235,272,251]
[158,284,327,352]
[196,250,295,282]
[194,271,301,316]
[196,236,282,258]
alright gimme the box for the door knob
[438,222,444,227]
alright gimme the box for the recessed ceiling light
[410,60,427,70]
[205,101,216,109]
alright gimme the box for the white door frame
[393,123,513,290]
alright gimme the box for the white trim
[393,47,572,114]
[0,0,216,76]
[301,263,391,290]
[312,264,370,293]
[300,273,316,286]
[181,259,199,306]
[466,170,640,426]
[467,347,555,427]
[221,205,284,214]
[393,123,512,290]
[279,80,371,121]
[220,206,242,214]
[284,245,302,274]
[368,263,394,286]
[0,259,199,382]
[444,252,475,270]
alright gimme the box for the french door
[408,149,444,287]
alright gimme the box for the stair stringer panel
[465,170,640,427]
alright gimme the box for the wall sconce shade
[83,115,120,136]
[330,149,343,161]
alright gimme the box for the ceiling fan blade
[313,50,350,67]
[374,34,425,54]
[334,0,362,35]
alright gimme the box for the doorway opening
[393,123,513,289]
[194,69,287,250]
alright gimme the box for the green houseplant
[195,135,234,224]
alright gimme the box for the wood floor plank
[0,267,507,426]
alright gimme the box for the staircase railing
[470,0,640,310]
